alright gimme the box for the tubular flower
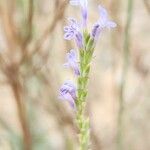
[91,5,117,40]
[59,80,77,108]
[64,18,79,40]
[64,49,80,76]
[70,0,88,28]
[75,32,83,49]
[64,18,83,48]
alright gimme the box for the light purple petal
[59,80,76,98]
[98,5,108,28]
[68,17,78,27]
[91,23,100,39]
[64,49,80,76]
[91,5,117,41]
[59,93,75,108]
[66,49,77,61]
[98,5,117,29]
[106,21,117,28]
[64,33,74,40]
[68,97,76,108]
[80,0,88,8]
[64,26,70,31]
[75,32,83,49]
[59,80,77,108]
[73,64,80,75]
[69,0,88,28]
[64,18,79,41]
[82,7,88,28]
[98,5,108,19]
[63,63,70,68]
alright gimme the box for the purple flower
[75,32,83,49]
[91,5,117,40]
[64,18,79,40]
[70,0,88,28]
[98,5,117,28]
[59,80,77,108]
[64,49,80,75]
[64,18,83,48]
[91,23,101,41]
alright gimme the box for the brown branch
[0,54,9,75]
[32,0,68,54]
[24,1,67,60]
[0,1,22,51]
[143,0,150,15]
[6,65,32,150]
[22,0,34,47]
[19,0,68,65]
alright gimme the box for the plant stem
[76,59,90,150]
[117,0,133,149]
[76,33,94,150]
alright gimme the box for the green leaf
[85,34,91,45]
[79,50,84,58]
[84,65,90,75]
[86,38,95,52]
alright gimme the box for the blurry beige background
[0,0,150,150]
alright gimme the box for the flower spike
[59,80,77,108]
[91,5,117,41]
[64,49,80,76]
[59,1,117,149]
[70,0,88,28]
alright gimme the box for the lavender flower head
[70,0,88,28]
[59,80,77,108]
[98,5,117,28]
[64,18,83,48]
[64,49,80,76]
[91,5,117,41]
[64,18,79,40]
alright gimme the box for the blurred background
[0,0,150,150]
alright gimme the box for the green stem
[117,0,133,149]
[76,33,94,150]
[76,54,90,150]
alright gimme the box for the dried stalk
[22,0,34,47]
[20,0,68,65]
[110,0,122,51]
[0,3,22,51]
[7,65,32,150]
[32,0,67,52]
[0,1,32,148]
[117,0,133,149]
[143,0,150,15]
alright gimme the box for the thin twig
[32,0,68,53]
[6,65,32,150]
[20,0,68,65]
[143,0,150,15]
[0,1,22,51]
[22,0,34,47]
[117,0,133,150]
